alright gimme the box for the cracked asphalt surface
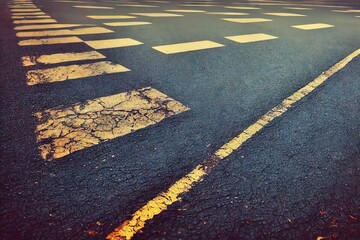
[1,0,360,239]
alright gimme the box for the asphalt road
[1,0,360,239]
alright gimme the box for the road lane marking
[13,19,57,24]
[84,38,143,49]
[103,22,152,27]
[18,36,83,46]
[165,9,206,13]
[205,12,249,15]
[10,8,41,12]
[106,48,360,240]
[225,33,278,43]
[222,18,272,23]
[16,27,113,37]
[12,12,45,15]
[264,12,306,17]
[73,5,114,9]
[87,15,137,19]
[224,6,260,10]
[12,15,51,19]
[22,51,105,66]
[347,10,360,13]
[35,87,189,160]
[283,7,313,10]
[130,13,183,17]
[152,40,224,54]
[14,23,89,30]
[180,4,215,7]
[116,4,157,7]
[26,61,130,85]
[292,23,334,30]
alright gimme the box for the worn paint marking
[152,40,224,54]
[12,12,45,15]
[35,87,189,160]
[205,12,249,15]
[283,7,313,10]
[103,22,152,27]
[22,51,105,66]
[225,33,278,43]
[84,38,143,49]
[222,18,272,23]
[117,4,157,7]
[16,27,113,37]
[10,8,41,12]
[12,15,51,19]
[18,36,83,46]
[292,23,334,30]
[26,61,130,85]
[106,49,360,240]
[130,13,183,17]
[73,5,114,9]
[14,19,57,24]
[14,23,88,30]
[224,6,260,10]
[87,15,137,19]
[165,9,206,13]
[264,12,306,17]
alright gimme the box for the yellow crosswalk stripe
[26,61,130,85]
[224,6,260,10]
[18,36,84,46]
[225,33,278,43]
[180,4,214,7]
[116,4,157,7]
[10,8,41,12]
[264,12,306,17]
[22,51,106,66]
[222,18,272,23]
[34,87,189,160]
[73,5,114,9]
[12,15,51,19]
[103,22,151,27]
[205,12,249,15]
[87,15,137,19]
[131,13,183,17]
[12,12,45,15]
[14,19,58,24]
[284,7,313,10]
[292,23,334,30]
[16,27,113,37]
[165,9,206,13]
[152,40,224,54]
[14,23,89,30]
[84,38,143,49]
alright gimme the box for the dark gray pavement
[1,0,359,239]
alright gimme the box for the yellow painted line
[264,12,306,17]
[116,4,157,7]
[152,40,224,54]
[12,15,51,19]
[292,23,334,30]
[9,5,37,8]
[22,51,105,66]
[283,7,313,10]
[103,22,152,27]
[10,8,41,12]
[180,4,215,7]
[222,18,272,23]
[225,33,278,43]
[26,61,129,85]
[16,27,113,37]
[73,5,114,9]
[356,16,360,18]
[347,10,360,13]
[84,38,143,49]
[18,36,83,46]
[87,15,137,19]
[225,6,261,10]
[35,87,189,160]
[12,12,45,15]
[130,13,183,17]
[14,23,89,30]
[332,10,350,13]
[205,12,249,15]
[13,19,57,24]
[165,9,206,13]
[106,48,360,240]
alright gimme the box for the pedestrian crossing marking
[9,5,37,8]
[22,51,106,66]
[165,9,206,13]
[12,15,51,19]
[225,6,261,10]
[26,61,130,85]
[222,18,272,23]
[225,33,278,43]
[12,12,45,15]
[131,13,184,17]
[284,7,313,10]
[10,8,41,12]
[152,40,224,54]
[14,19,58,24]
[15,23,89,30]
[16,27,113,37]
[347,10,360,13]
[116,4,157,7]
[18,36,84,46]
[84,38,143,49]
[103,21,152,27]
[73,5,114,9]
[292,23,334,30]
[205,12,249,15]
[180,4,214,7]
[34,87,189,160]
[87,15,137,19]
[264,12,306,17]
